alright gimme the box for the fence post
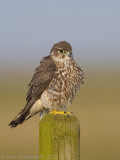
[39,113,80,160]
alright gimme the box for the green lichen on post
[39,113,80,160]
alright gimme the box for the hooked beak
[67,52,72,57]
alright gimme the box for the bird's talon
[50,110,72,116]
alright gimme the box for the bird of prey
[9,41,84,128]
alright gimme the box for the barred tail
[8,110,31,128]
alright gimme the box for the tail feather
[9,110,31,128]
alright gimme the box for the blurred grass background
[0,69,120,160]
[0,0,120,160]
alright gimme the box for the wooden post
[39,113,80,160]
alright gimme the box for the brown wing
[9,55,57,128]
[24,55,56,112]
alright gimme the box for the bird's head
[50,41,73,62]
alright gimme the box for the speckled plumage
[43,59,84,110]
[9,41,84,128]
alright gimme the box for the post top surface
[40,113,80,124]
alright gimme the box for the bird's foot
[50,110,72,116]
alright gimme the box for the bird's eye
[60,49,64,53]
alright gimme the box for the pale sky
[0,0,120,72]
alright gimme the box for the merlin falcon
[9,41,84,128]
